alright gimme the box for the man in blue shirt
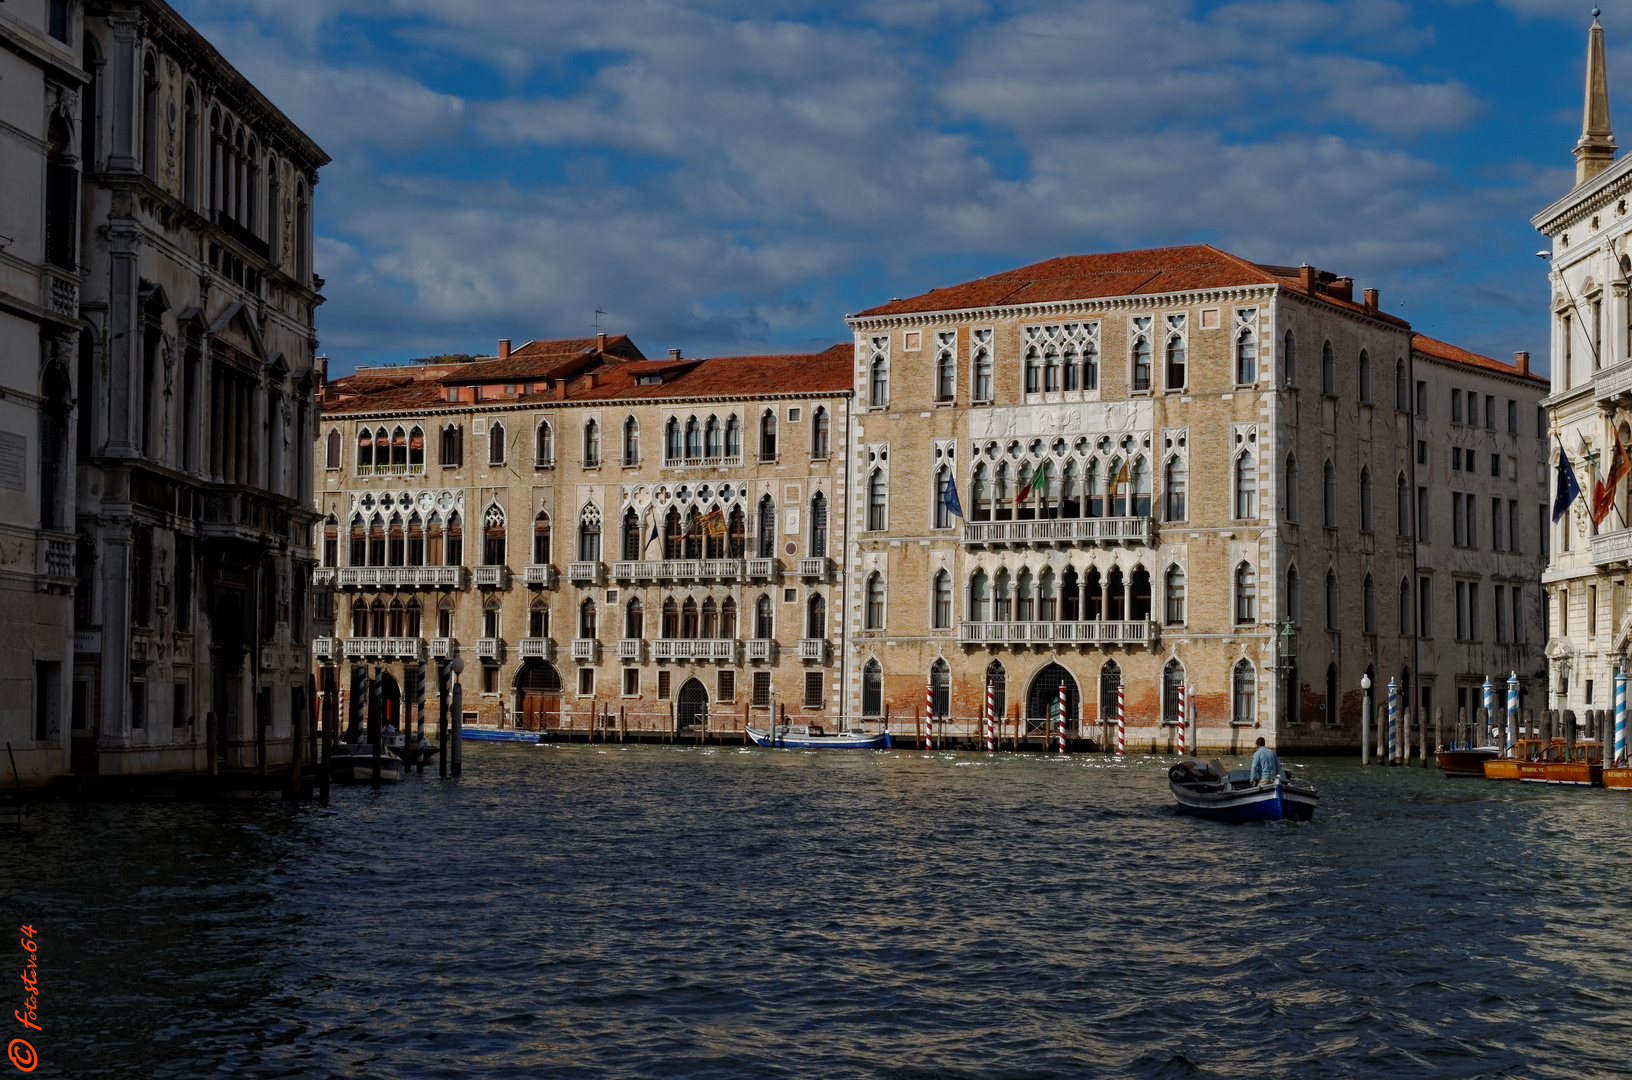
[1249,737,1281,783]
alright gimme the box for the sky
[169,0,1627,374]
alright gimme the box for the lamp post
[1360,673,1371,765]
[1556,655,1571,748]
[451,655,465,777]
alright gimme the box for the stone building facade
[839,245,1542,752]
[312,338,853,735]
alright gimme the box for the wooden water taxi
[1604,765,1632,789]
[1436,744,1500,778]
[1482,738,1544,780]
[1530,738,1603,786]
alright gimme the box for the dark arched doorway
[380,671,402,731]
[678,678,708,731]
[1026,663,1078,732]
[1099,660,1123,723]
[517,661,562,731]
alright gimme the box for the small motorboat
[1524,738,1604,786]
[1482,738,1545,781]
[1605,763,1632,789]
[1436,744,1500,778]
[746,722,889,749]
[457,726,545,743]
[1168,759,1318,823]
[329,742,405,783]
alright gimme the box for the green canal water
[3,746,1631,1078]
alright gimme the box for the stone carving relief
[969,400,1153,441]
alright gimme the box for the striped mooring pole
[1056,680,1068,754]
[1482,675,1495,750]
[1176,683,1187,756]
[984,680,995,752]
[1115,682,1126,755]
[1387,678,1398,765]
[924,681,934,752]
[1616,668,1627,765]
[1507,670,1520,757]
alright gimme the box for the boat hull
[1169,778,1317,823]
[1483,759,1521,780]
[458,727,545,743]
[1437,747,1499,778]
[1524,762,1603,786]
[330,755,404,783]
[1604,767,1632,789]
[746,724,888,750]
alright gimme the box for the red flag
[1594,433,1631,525]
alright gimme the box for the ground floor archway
[517,661,562,730]
[1026,663,1079,731]
[678,678,709,730]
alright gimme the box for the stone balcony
[617,638,647,662]
[663,454,744,470]
[312,566,336,588]
[1594,358,1632,406]
[745,638,777,662]
[473,564,510,589]
[335,566,468,590]
[1591,527,1632,568]
[960,516,1155,548]
[568,562,604,586]
[519,637,556,660]
[611,558,745,583]
[313,636,338,661]
[652,638,739,663]
[571,638,601,663]
[746,558,782,582]
[430,637,455,658]
[343,637,427,660]
[476,637,505,661]
[523,564,559,588]
[798,638,829,663]
[36,531,74,591]
[957,619,1158,647]
[798,556,833,581]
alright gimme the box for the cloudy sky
[171,0,1619,372]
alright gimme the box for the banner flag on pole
[943,474,964,519]
[1554,437,1583,523]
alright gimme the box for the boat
[1167,759,1318,823]
[1525,738,1603,786]
[1436,744,1500,778]
[746,722,889,749]
[457,726,546,743]
[1482,738,1545,780]
[1605,764,1632,789]
[329,742,405,783]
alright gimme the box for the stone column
[98,520,132,748]
[104,221,141,457]
[106,13,139,173]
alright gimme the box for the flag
[1593,432,1631,526]
[1015,460,1047,503]
[643,516,659,555]
[706,508,727,537]
[1554,439,1583,523]
[1112,457,1130,491]
[942,474,964,519]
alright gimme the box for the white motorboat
[746,722,889,749]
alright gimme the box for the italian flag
[1016,460,1047,503]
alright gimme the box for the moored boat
[329,742,405,783]
[1436,745,1500,778]
[1482,738,1545,780]
[459,726,546,743]
[746,722,888,749]
[1534,738,1603,786]
[1167,759,1318,823]
[1605,765,1632,789]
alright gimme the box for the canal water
[5,746,1632,1079]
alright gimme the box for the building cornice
[321,388,855,424]
[1532,152,1632,236]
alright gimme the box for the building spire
[1576,8,1617,185]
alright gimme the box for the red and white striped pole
[924,681,934,752]
[1056,680,1068,753]
[984,680,995,752]
[1176,683,1187,756]
[1116,682,1126,755]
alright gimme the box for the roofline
[1532,151,1632,233]
[319,388,855,422]
[1410,346,1550,388]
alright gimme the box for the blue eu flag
[1553,439,1582,524]
[943,474,964,520]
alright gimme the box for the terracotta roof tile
[561,343,854,402]
[1412,334,1548,385]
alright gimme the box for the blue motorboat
[1168,759,1317,822]
[746,722,889,749]
[458,726,546,743]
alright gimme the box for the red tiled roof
[1412,334,1548,385]
[852,243,1411,328]
[560,343,854,402]
[434,334,645,384]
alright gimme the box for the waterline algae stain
[4,747,1632,1078]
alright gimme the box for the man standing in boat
[1249,737,1281,784]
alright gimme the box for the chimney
[588,371,600,389]
[596,332,608,352]
[1329,276,1354,302]
[1298,264,1317,294]
[669,348,682,360]
[1363,288,1379,314]
[498,339,511,359]
[1516,350,1531,375]
[555,379,568,401]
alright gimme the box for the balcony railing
[1591,527,1632,568]
[617,638,647,662]
[652,639,739,663]
[473,565,510,588]
[313,636,338,661]
[798,556,832,581]
[568,562,604,586]
[745,638,777,662]
[957,620,1157,646]
[312,567,336,588]
[335,566,468,590]
[702,559,744,581]
[430,637,455,658]
[342,637,427,660]
[519,637,556,660]
[663,455,744,469]
[961,517,1155,547]
[1594,358,1632,405]
[746,558,782,582]
[571,639,601,663]
[42,267,78,319]
[476,637,505,661]
[523,564,558,588]
[798,638,829,663]
[612,559,743,582]
[353,463,426,478]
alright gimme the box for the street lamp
[1360,672,1372,765]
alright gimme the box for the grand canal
[5,745,1632,1078]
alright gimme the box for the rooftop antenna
[594,309,608,335]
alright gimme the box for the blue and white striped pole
[1482,675,1495,749]
[1387,678,1398,765]
[1616,668,1627,766]
[1506,671,1520,756]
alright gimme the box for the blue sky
[171,0,1620,374]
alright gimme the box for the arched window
[1321,340,1336,395]
[969,570,990,622]
[994,568,1012,621]
[755,594,773,638]
[369,598,386,638]
[1235,561,1256,624]
[446,511,463,565]
[1164,456,1187,521]
[388,598,405,638]
[811,407,830,458]
[1024,345,1041,394]
[986,660,1007,718]
[621,508,641,561]
[579,599,597,639]
[141,53,159,180]
[810,492,828,556]
[1395,359,1408,410]
[1166,333,1186,389]
[1325,662,1338,726]
[1399,578,1412,636]
[324,429,341,470]
[665,417,681,461]
[1363,574,1376,634]
[681,598,699,639]
[622,416,639,465]
[1233,659,1255,725]
[936,347,955,402]
[386,514,405,566]
[1323,460,1338,527]
[294,181,310,284]
[863,659,883,717]
[582,419,599,466]
[533,512,552,564]
[1132,333,1152,391]
[578,504,602,562]
[934,466,953,529]
[405,597,422,637]
[408,426,424,469]
[721,597,737,637]
[1235,452,1257,519]
[1131,457,1151,517]
[1163,659,1185,724]
[1287,565,1300,624]
[868,469,887,531]
[1325,570,1339,630]
[437,596,453,638]
[1358,350,1372,403]
[660,598,678,638]
[932,570,952,628]
[536,421,553,467]
[1283,329,1296,386]
[368,514,385,566]
[531,596,550,638]
[759,409,777,461]
[701,598,718,638]
[356,427,374,473]
[705,415,721,457]
[351,597,367,636]
[757,495,776,558]
[1359,467,1374,532]
[391,425,408,469]
[973,333,994,401]
[870,357,888,407]
[441,423,463,466]
[806,593,825,638]
[1236,327,1257,384]
[685,416,701,459]
[1043,345,1061,393]
[725,415,741,458]
[1165,565,1186,625]
[930,658,950,717]
[488,421,505,466]
[483,504,506,566]
[44,116,77,272]
[866,572,885,628]
[1396,474,1410,537]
